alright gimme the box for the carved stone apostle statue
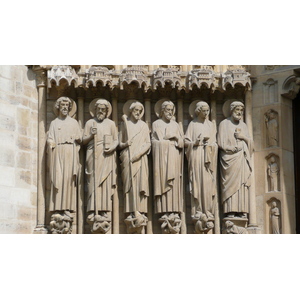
[119,101,151,234]
[217,101,253,219]
[270,201,280,234]
[47,97,82,234]
[83,99,118,234]
[151,100,184,234]
[267,156,279,192]
[185,101,218,233]
[265,109,279,147]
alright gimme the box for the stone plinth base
[33,226,48,234]
[246,227,262,234]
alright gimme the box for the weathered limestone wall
[0,65,38,233]
[251,65,296,233]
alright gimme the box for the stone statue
[50,211,73,234]
[152,100,184,233]
[159,213,182,234]
[218,101,254,219]
[192,211,214,234]
[270,201,280,234]
[124,211,148,234]
[267,156,279,192]
[119,100,151,234]
[47,97,81,233]
[83,99,118,234]
[86,212,111,234]
[185,101,218,233]
[265,109,279,147]
[224,220,248,234]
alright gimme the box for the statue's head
[160,100,175,121]
[270,156,276,163]
[266,109,276,120]
[195,101,210,120]
[225,220,234,228]
[230,101,244,121]
[95,99,110,121]
[272,201,277,208]
[129,101,144,121]
[55,97,72,118]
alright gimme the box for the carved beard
[232,111,242,121]
[97,112,106,121]
[164,112,172,120]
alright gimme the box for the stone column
[144,98,153,234]
[33,69,48,234]
[177,97,186,234]
[77,88,85,234]
[210,93,220,234]
[245,90,258,228]
[210,94,217,130]
[112,95,119,234]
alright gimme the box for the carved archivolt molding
[47,65,79,89]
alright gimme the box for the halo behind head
[154,98,176,119]
[189,100,210,118]
[53,97,77,117]
[123,100,144,118]
[89,98,112,118]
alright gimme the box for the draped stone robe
[151,119,184,214]
[119,119,151,213]
[185,119,218,217]
[217,118,253,214]
[47,116,82,212]
[83,118,118,213]
[271,206,280,234]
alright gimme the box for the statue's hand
[194,137,201,147]
[49,142,56,149]
[234,132,245,140]
[131,153,140,163]
[164,134,178,141]
[126,139,133,147]
[227,146,242,153]
[104,147,115,155]
[91,127,97,135]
